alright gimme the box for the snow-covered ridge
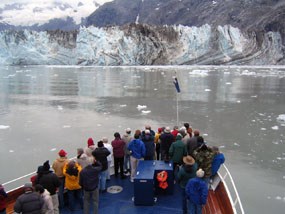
[0,24,283,65]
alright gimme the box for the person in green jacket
[169,134,187,179]
[177,155,198,214]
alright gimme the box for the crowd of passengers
[1,122,225,214]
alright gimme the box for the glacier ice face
[0,24,284,65]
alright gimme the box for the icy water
[0,65,285,213]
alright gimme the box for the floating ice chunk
[137,105,147,110]
[154,88,158,91]
[123,86,128,88]
[189,70,209,76]
[236,100,241,103]
[233,142,240,146]
[120,104,127,107]
[63,125,71,128]
[50,148,56,151]
[212,1,217,5]
[57,106,63,110]
[251,95,258,98]
[0,125,10,129]
[203,133,208,136]
[271,126,279,130]
[275,196,282,200]
[261,128,267,130]
[9,150,14,153]
[241,70,256,76]
[205,89,211,92]
[277,114,285,123]
[226,82,232,85]
[142,110,151,114]
[97,124,102,127]
[272,141,279,145]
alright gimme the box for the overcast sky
[0,0,113,26]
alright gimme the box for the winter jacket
[14,191,44,214]
[177,163,198,188]
[79,161,102,192]
[194,145,215,178]
[185,177,208,205]
[92,147,110,171]
[211,153,225,175]
[103,143,113,162]
[122,134,133,156]
[41,189,54,214]
[159,132,175,153]
[0,185,7,211]
[187,136,198,156]
[128,139,146,159]
[63,163,82,190]
[111,138,125,158]
[37,171,60,195]
[141,134,155,158]
[52,157,69,178]
[169,139,187,164]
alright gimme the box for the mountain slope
[87,0,285,33]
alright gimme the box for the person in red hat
[85,138,96,164]
[52,149,69,210]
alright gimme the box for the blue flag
[173,77,181,93]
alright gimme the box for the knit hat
[58,149,67,157]
[24,182,33,190]
[145,129,150,134]
[43,160,50,171]
[36,165,43,173]
[126,128,131,133]
[97,141,104,147]
[164,127,171,133]
[87,138,94,147]
[102,137,108,143]
[158,127,163,133]
[183,155,195,165]
[176,134,182,141]
[196,168,205,178]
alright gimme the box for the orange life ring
[156,170,168,189]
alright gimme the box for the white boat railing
[218,164,245,214]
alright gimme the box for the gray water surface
[0,65,285,213]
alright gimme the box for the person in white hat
[14,182,44,214]
[122,128,133,175]
[185,169,208,214]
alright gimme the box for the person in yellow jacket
[63,160,83,211]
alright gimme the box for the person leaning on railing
[0,184,8,214]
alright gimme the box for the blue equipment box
[134,160,173,206]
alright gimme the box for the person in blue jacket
[211,146,225,176]
[185,169,208,214]
[128,130,146,182]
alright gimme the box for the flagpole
[176,92,179,125]
[173,74,180,126]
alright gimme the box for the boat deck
[7,173,232,214]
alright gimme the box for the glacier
[0,23,284,66]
